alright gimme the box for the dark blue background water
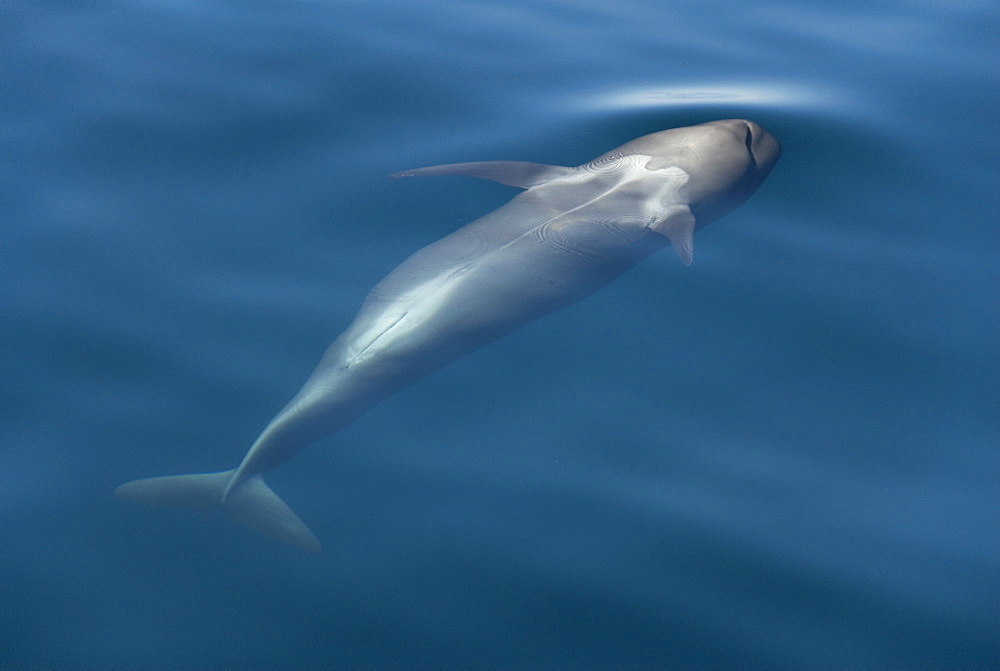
[2,1,997,668]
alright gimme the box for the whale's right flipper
[115,470,320,553]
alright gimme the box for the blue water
[2,0,997,667]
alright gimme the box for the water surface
[2,0,997,668]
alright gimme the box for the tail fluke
[115,470,321,553]
[221,474,321,553]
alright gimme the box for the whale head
[392,119,780,266]
[608,119,781,227]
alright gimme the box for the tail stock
[115,469,321,553]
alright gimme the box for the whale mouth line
[744,122,759,170]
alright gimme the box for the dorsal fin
[391,161,576,189]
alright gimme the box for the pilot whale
[116,119,780,552]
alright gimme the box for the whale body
[116,119,781,552]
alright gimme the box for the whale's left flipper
[114,470,320,553]
[392,160,575,188]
